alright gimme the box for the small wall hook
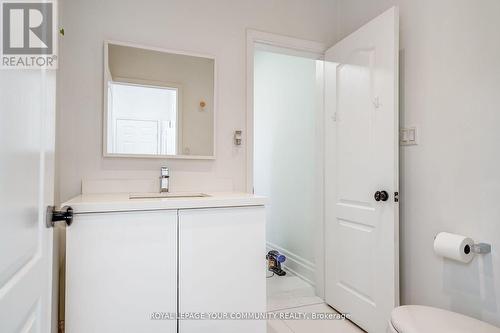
[199,100,206,111]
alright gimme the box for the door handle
[374,191,389,202]
[46,205,73,228]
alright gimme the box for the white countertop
[62,192,267,214]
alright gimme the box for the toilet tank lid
[390,305,500,333]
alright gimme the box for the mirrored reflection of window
[104,42,215,158]
[107,82,178,155]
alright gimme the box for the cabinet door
[66,210,177,333]
[179,206,266,333]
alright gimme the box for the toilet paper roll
[433,232,474,263]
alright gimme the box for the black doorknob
[374,190,389,202]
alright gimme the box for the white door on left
[0,69,56,332]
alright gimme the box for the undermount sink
[129,192,209,199]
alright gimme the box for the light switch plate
[400,127,418,146]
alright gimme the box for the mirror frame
[103,40,217,160]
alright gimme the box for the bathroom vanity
[63,192,266,333]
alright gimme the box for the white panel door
[65,210,177,333]
[115,119,159,154]
[324,7,399,333]
[178,207,266,333]
[0,69,56,332]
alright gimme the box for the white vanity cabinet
[179,207,266,333]
[65,210,178,333]
[63,193,266,333]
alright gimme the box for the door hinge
[394,192,399,203]
[46,205,73,228]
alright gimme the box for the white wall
[254,50,322,284]
[335,0,500,326]
[56,0,339,202]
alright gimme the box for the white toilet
[389,305,500,333]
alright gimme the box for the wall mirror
[103,41,215,159]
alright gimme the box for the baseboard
[266,242,316,287]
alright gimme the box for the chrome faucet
[160,167,170,193]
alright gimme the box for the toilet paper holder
[434,232,491,263]
[470,243,491,254]
[433,232,492,255]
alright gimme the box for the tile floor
[266,273,364,333]
[267,274,323,311]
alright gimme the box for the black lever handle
[46,205,73,228]
[374,190,389,202]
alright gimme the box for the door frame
[245,29,327,297]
